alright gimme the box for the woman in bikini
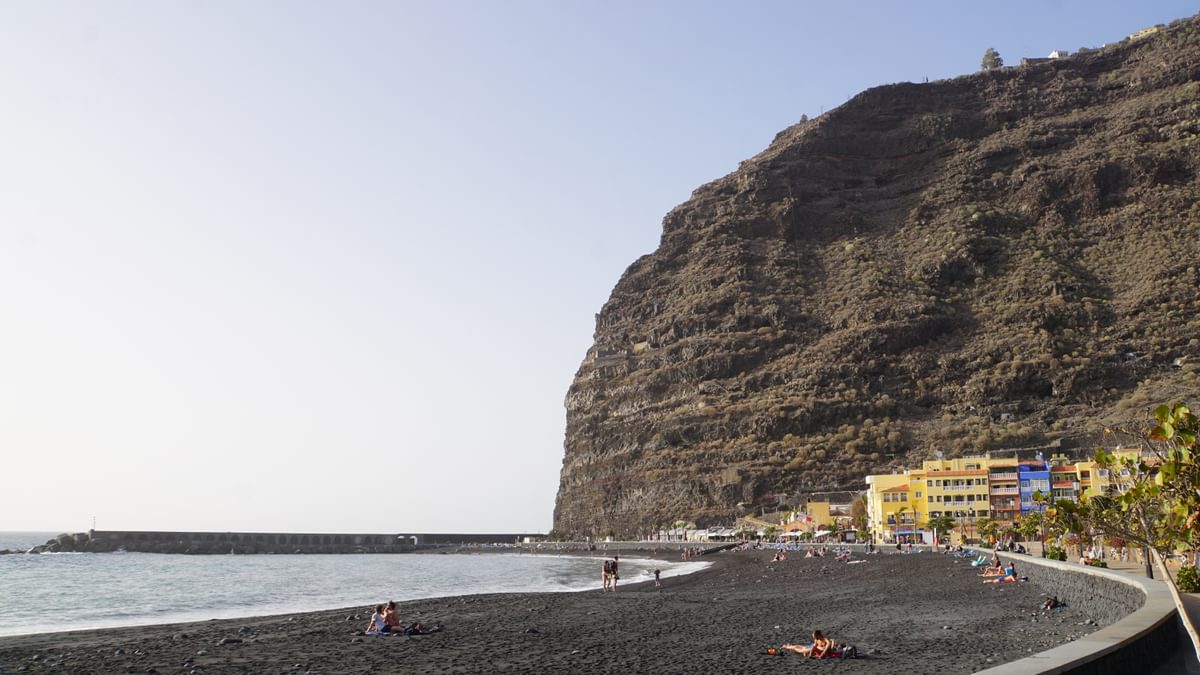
[783,630,835,657]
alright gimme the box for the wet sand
[0,550,1119,674]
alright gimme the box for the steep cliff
[554,17,1200,537]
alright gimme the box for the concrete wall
[973,549,1179,674]
[30,530,542,554]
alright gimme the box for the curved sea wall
[974,550,1178,674]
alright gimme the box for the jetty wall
[29,530,541,554]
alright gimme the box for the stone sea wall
[23,530,541,554]
[976,549,1180,675]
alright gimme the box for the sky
[1,1,1195,535]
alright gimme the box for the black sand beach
[0,551,1120,674]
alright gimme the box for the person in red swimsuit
[783,630,835,657]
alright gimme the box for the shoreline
[0,549,698,640]
[0,551,1123,673]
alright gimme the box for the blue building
[1018,457,1051,513]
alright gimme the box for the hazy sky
[2,1,1194,534]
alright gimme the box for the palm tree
[927,515,957,546]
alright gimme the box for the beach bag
[839,644,859,659]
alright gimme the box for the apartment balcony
[941,500,979,508]
[990,472,1018,480]
[990,487,1019,495]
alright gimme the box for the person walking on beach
[654,568,661,587]
[610,555,620,591]
[602,559,612,591]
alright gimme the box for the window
[1020,480,1030,488]
[926,479,932,487]
[915,491,922,498]
[901,494,908,502]
[927,495,934,502]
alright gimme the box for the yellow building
[865,473,911,543]
[865,450,1141,544]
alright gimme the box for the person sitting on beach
[383,601,401,631]
[366,605,389,634]
[984,562,1023,584]
[782,630,836,657]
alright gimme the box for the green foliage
[1015,511,1042,541]
[1085,400,1200,584]
[981,47,1003,70]
[1177,565,1200,593]
[976,517,999,542]
[1045,545,1067,561]
[927,514,957,537]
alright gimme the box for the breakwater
[24,530,541,554]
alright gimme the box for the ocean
[0,532,707,637]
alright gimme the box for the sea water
[0,533,707,637]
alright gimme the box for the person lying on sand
[782,630,835,657]
[1041,596,1065,611]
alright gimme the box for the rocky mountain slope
[554,17,1200,537]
